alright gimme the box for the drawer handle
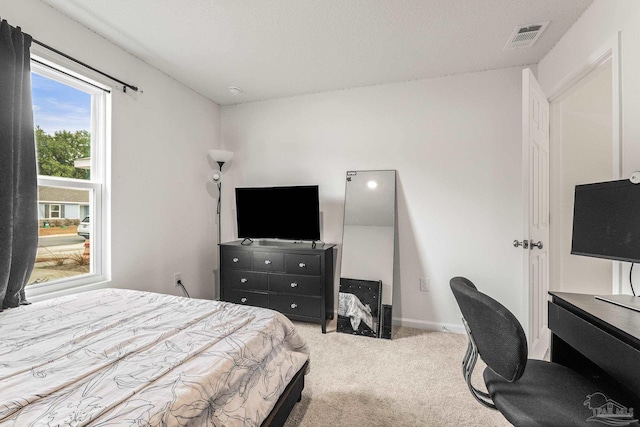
[290,282,298,288]
[232,258,239,263]
[290,303,297,309]
[265,260,272,265]
[299,262,306,268]
[241,297,247,303]
[240,278,248,283]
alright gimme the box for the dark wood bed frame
[261,360,308,427]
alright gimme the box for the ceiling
[42,0,593,105]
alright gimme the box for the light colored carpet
[283,321,512,427]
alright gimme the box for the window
[27,56,109,292]
[49,204,61,219]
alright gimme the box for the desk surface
[549,291,640,349]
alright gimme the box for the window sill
[25,276,111,303]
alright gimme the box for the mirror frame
[338,170,396,339]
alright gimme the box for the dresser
[220,240,335,333]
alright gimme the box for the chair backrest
[450,276,528,382]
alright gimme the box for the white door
[522,68,550,359]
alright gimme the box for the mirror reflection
[338,170,396,339]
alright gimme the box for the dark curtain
[0,19,37,310]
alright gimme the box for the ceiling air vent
[504,22,549,50]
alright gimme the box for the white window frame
[49,204,61,219]
[27,54,111,299]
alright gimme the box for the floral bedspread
[0,288,309,426]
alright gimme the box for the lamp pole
[208,149,234,300]
[216,161,224,250]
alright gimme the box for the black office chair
[450,276,640,427]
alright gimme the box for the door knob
[513,240,529,249]
[530,241,543,249]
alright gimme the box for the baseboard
[393,317,465,334]
[330,310,466,334]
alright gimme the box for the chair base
[484,360,640,427]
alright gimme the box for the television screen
[571,179,640,263]
[235,185,320,241]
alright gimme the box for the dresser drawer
[269,274,322,296]
[285,254,321,275]
[226,289,269,308]
[224,270,268,291]
[270,294,321,318]
[252,252,284,272]
[221,250,252,270]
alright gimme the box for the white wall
[539,0,640,294]
[550,64,612,295]
[4,0,222,299]
[221,67,525,329]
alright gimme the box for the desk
[548,292,640,399]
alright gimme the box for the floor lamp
[208,149,234,299]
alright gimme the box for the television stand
[219,240,336,333]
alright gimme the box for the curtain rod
[32,39,140,93]
[31,58,111,93]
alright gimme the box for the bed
[0,288,309,426]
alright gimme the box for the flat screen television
[235,185,320,241]
[571,179,640,263]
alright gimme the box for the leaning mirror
[338,170,396,339]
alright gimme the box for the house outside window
[27,55,110,294]
[38,187,89,221]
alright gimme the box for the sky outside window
[32,72,91,134]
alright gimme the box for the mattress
[0,288,309,426]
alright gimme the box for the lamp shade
[208,149,234,163]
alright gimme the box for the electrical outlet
[420,277,430,292]
[174,272,182,286]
